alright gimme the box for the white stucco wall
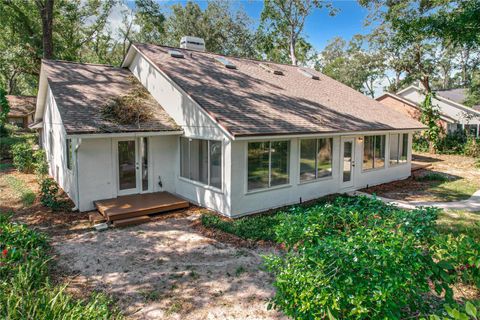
[229,133,412,217]
[42,86,76,204]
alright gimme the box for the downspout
[72,138,82,211]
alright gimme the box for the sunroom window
[248,141,289,191]
[389,133,408,165]
[180,138,222,189]
[300,138,333,181]
[363,135,385,170]
[66,138,73,170]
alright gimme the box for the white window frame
[362,135,386,172]
[298,137,333,183]
[246,140,291,192]
[389,133,408,167]
[180,137,223,191]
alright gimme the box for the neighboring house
[33,40,425,217]
[377,86,480,137]
[5,95,36,129]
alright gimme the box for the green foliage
[39,178,67,211]
[265,228,435,319]
[11,142,35,173]
[2,175,36,207]
[33,149,48,179]
[431,234,480,288]
[416,172,450,182]
[0,213,122,319]
[464,71,480,107]
[420,92,443,152]
[464,138,480,158]
[0,87,9,133]
[0,132,36,160]
[201,212,281,241]
[424,301,480,320]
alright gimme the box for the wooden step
[113,215,150,228]
[89,212,107,224]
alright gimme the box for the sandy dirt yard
[52,213,286,320]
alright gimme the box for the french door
[116,137,150,196]
[340,137,355,189]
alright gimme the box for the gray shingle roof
[42,60,180,134]
[133,43,425,137]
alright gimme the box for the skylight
[215,57,237,69]
[298,68,320,80]
[259,63,284,75]
[168,50,184,58]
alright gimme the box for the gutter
[72,138,82,211]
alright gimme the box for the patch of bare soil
[363,152,480,202]
[52,214,286,320]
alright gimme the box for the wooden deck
[94,192,189,224]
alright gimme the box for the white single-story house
[33,39,425,218]
[377,86,480,137]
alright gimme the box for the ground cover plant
[202,196,480,319]
[0,212,122,319]
[1,175,35,207]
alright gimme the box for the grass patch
[416,172,450,182]
[428,178,480,202]
[0,213,122,319]
[0,163,13,171]
[437,209,480,239]
[2,175,36,207]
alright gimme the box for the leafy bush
[424,301,480,320]
[464,138,480,158]
[201,212,281,241]
[39,178,67,211]
[33,149,48,178]
[11,142,35,173]
[416,172,450,182]
[0,134,34,160]
[431,234,480,288]
[0,213,122,319]
[265,228,435,319]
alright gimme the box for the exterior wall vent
[298,68,319,80]
[168,50,184,58]
[259,63,283,75]
[180,36,206,52]
[215,57,237,69]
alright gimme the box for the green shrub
[201,212,281,241]
[431,234,480,288]
[33,149,48,178]
[265,227,439,319]
[416,172,450,182]
[464,138,480,158]
[424,301,480,320]
[0,213,122,319]
[11,142,35,173]
[39,178,67,211]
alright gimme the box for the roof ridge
[134,42,317,70]
[42,59,117,68]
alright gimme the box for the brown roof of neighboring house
[6,95,36,117]
[42,60,180,134]
[133,43,425,137]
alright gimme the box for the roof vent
[298,68,319,80]
[215,57,236,69]
[180,36,206,52]
[259,63,283,75]
[168,50,184,58]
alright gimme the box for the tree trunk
[36,0,54,59]
[289,30,297,66]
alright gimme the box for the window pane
[66,139,72,170]
[374,135,385,168]
[400,133,408,162]
[300,139,316,181]
[317,138,332,178]
[343,140,353,182]
[190,139,208,184]
[118,141,136,190]
[271,141,289,186]
[141,137,148,191]
[363,136,374,170]
[389,134,399,165]
[209,141,222,189]
[248,142,269,190]
[180,138,190,178]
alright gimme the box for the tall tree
[134,0,165,45]
[260,0,336,65]
[35,0,54,59]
